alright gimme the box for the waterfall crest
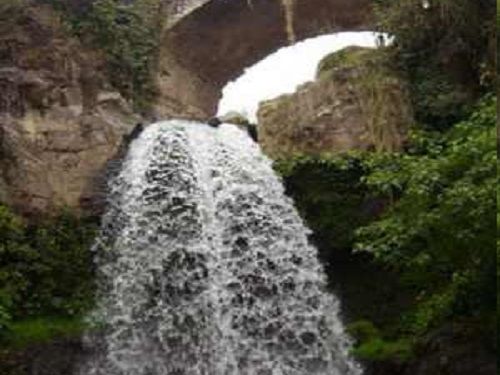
[81,120,362,375]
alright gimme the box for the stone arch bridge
[155,0,372,118]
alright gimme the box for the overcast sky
[217,32,381,122]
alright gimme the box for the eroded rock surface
[0,5,138,215]
[257,47,412,159]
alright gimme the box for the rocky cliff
[0,0,373,215]
[0,5,138,216]
[257,47,412,159]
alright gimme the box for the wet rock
[207,117,221,127]
[219,111,250,126]
[257,47,412,159]
[123,122,145,144]
[246,123,258,142]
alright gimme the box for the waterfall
[80,120,362,375]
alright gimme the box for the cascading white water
[80,120,362,375]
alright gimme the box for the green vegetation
[274,1,497,367]
[356,96,496,337]
[277,95,497,365]
[373,0,495,128]
[316,46,374,78]
[348,321,413,362]
[2,0,163,112]
[0,205,97,347]
[69,0,163,112]
[2,317,87,349]
[276,155,370,253]
[317,47,411,152]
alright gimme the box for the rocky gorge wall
[0,0,373,216]
[0,5,139,216]
[257,47,412,158]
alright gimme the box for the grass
[352,337,414,362]
[1,316,87,349]
[316,46,374,79]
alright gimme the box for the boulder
[219,111,250,126]
[257,47,412,159]
[219,112,258,142]
[207,117,222,127]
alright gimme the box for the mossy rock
[219,111,250,126]
[316,46,377,79]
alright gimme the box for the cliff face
[257,47,412,159]
[0,0,373,215]
[0,5,138,215]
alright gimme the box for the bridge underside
[155,0,372,119]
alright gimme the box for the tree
[355,96,496,336]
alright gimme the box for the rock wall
[0,5,138,216]
[0,0,373,215]
[257,47,412,159]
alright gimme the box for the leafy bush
[275,96,496,363]
[3,316,87,349]
[0,205,97,340]
[374,0,495,128]
[0,206,35,333]
[24,211,97,317]
[347,320,414,362]
[355,95,496,338]
[275,155,371,252]
[70,0,162,111]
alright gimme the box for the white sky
[217,32,381,122]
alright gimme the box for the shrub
[348,320,414,362]
[355,95,496,338]
[0,205,97,329]
[374,0,495,128]
[24,211,97,317]
[0,206,34,333]
[70,0,163,112]
[275,155,371,252]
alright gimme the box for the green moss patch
[2,316,87,349]
[316,46,375,79]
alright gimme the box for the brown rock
[0,5,138,216]
[257,47,412,159]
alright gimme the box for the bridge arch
[155,0,373,119]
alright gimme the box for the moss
[1,316,87,349]
[316,46,374,79]
[316,47,412,152]
[353,337,414,363]
[347,320,414,363]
